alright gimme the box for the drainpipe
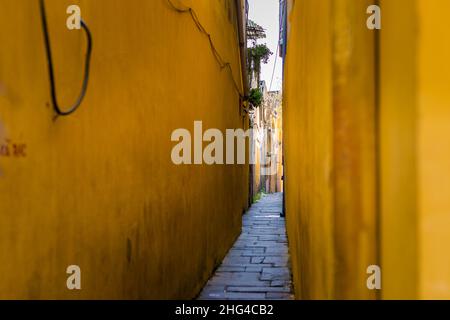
[235,0,249,98]
[235,0,252,208]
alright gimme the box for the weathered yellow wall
[0,0,248,299]
[417,0,450,299]
[380,0,450,299]
[284,0,378,299]
[379,0,418,299]
[283,0,335,299]
[332,0,378,299]
[285,0,450,300]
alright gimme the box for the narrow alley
[199,193,294,300]
[2,0,450,303]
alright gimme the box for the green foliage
[249,44,272,64]
[249,88,263,107]
[253,191,265,203]
[247,44,273,84]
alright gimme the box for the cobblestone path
[198,193,294,300]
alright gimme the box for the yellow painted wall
[283,0,335,299]
[0,0,248,299]
[379,0,418,299]
[332,0,378,299]
[285,0,450,300]
[417,0,450,299]
[380,0,450,299]
[284,0,377,299]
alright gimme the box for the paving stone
[228,249,265,257]
[222,256,251,265]
[263,256,288,267]
[214,272,261,280]
[265,292,294,300]
[227,286,291,293]
[198,292,226,300]
[271,280,292,287]
[227,249,247,256]
[237,236,259,242]
[209,279,270,287]
[233,245,263,250]
[201,285,226,292]
[225,292,266,300]
[265,247,288,255]
[241,252,284,257]
[243,241,279,248]
[221,263,273,269]
[257,235,281,241]
[260,267,291,281]
[250,256,265,264]
[207,272,270,287]
[208,279,270,287]
[260,210,282,214]
[248,229,285,235]
[217,266,246,272]
[198,285,226,300]
[245,266,263,272]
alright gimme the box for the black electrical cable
[39,0,92,116]
[167,0,244,99]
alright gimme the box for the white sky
[248,0,283,92]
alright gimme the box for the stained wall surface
[285,0,450,299]
[380,0,450,299]
[283,0,336,299]
[0,0,248,299]
[283,0,377,299]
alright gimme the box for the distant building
[250,87,283,195]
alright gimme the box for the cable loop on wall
[39,0,93,117]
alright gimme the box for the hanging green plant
[247,44,273,82]
[249,88,263,107]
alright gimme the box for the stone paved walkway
[198,193,294,300]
